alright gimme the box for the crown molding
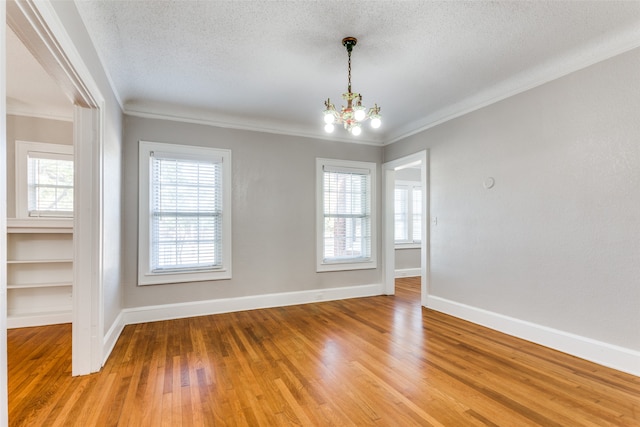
[123,104,386,147]
[6,105,73,122]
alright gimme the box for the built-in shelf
[7,218,73,233]
[7,282,72,290]
[8,259,73,264]
[6,218,74,328]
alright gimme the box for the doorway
[383,151,428,306]
[5,0,105,377]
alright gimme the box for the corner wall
[385,47,640,374]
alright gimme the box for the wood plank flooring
[8,278,640,426]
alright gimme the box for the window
[316,158,377,272]
[15,141,74,218]
[138,141,232,285]
[395,181,422,247]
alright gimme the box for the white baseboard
[7,311,72,329]
[426,295,640,377]
[121,283,383,326]
[102,311,125,366]
[394,268,421,278]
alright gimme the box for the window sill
[316,260,377,273]
[138,268,231,286]
[395,243,421,250]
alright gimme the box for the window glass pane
[151,156,222,272]
[322,169,371,261]
[394,187,408,242]
[27,155,74,216]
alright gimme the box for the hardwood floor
[8,277,640,426]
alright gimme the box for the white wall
[47,1,124,346]
[122,115,383,309]
[385,47,640,370]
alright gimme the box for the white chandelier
[323,37,381,136]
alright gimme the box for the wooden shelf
[7,218,73,233]
[8,259,73,264]
[7,282,72,290]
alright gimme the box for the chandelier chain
[347,49,352,93]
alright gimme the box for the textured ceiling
[13,1,640,144]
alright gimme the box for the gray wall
[122,115,383,308]
[5,115,73,218]
[384,47,640,351]
[395,248,420,270]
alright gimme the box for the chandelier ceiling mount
[323,37,381,136]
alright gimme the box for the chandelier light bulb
[324,112,335,124]
[324,123,335,133]
[370,116,381,129]
[351,124,362,136]
[354,107,366,122]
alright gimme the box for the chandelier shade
[323,37,381,135]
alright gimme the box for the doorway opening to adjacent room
[383,151,428,306]
[6,0,105,376]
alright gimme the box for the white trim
[14,140,74,219]
[122,284,383,326]
[73,106,104,375]
[316,158,377,272]
[1,3,9,423]
[6,217,73,232]
[6,107,73,122]
[393,180,422,246]
[382,151,429,303]
[137,141,232,285]
[394,268,421,278]
[427,295,640,377]
[124,107,385,147]
[7,312,71,329]
[10,0,107,378]
[395,243,420,249]
[102,311,125,366]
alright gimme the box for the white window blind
[322,165,371,262]
[412,186,422,242]
[27,151,74,217]
[394,186,408,241]
[150,152,223,272]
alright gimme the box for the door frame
[382,150,429,306]
[6,0,105,376]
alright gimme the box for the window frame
[138,141,232,285]
[15,140,74,219]
[394,180,422,249]
[316,158,377,272]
